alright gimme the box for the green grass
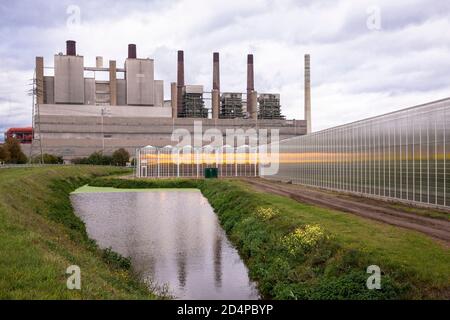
[2,167,448,300]
[89,178,450,300]
[0,166,158,299]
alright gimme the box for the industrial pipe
[247,54,254,115]
[128,44,137,59]
[213,52,220,91]
[66,40,76,56]
[177,50,185,116]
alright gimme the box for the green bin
[204,167,218,178]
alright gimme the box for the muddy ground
[241,178,450,246]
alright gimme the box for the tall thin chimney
[213,52,220,91]
[177,50,185,116]
[96,56,103,68]
[128,44,137,59]
[109,60,117,106]
[35,57,44,104]
[304,54,311,134]
[66,40,76,56]
[171,82,177,118]
[212,52,220,119]
[247,54,254,117]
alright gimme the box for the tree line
[0,137,131,166]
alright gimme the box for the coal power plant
[30,40,309,161]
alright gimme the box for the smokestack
[128,44,137,59]
[250,91,258,120]
[305,54,311,134]
[171,82,177,118]
[247,54,254,116]
[212,52,220,119]
[177,50,185,116]
[96,56,103,68]
[109,60,117,106]
[213,52,220,91]
[212,90,219,120]
[36,57,44,105]
[66,40,76,56]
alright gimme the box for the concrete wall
[125,58,154,106]
[54,55,84,104]
[154,80,164,107]
[84,78,95,105]
[117,79,126,105]
[32,109,306,160]
[44,76,54,104]
[39,104,172,118]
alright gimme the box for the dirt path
[242,178,450,245]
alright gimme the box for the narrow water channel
[71,187,259,300]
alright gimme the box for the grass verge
[89,177,450,300]
[0,166,157,299]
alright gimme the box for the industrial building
[29,41,309,161]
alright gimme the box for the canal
[71,186,259,299]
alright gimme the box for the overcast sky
[1,0,450,140]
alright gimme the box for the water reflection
[71,189,259,300]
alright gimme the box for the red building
[5,127,33,144]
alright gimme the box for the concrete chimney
[250,91,258,120]
[35,57,44,104]
[66,40,76,56]
[109,60,117,106]
[212,90,219,120]
[304,54,311,134]
[96,56,103,68]
[171,82,177,118]
[213,52,220,91]
[212,52,220,119]
[247,54,254,116]
[128,44,137,59]
[177,50,185,116]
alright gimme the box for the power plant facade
[31,41,308,161]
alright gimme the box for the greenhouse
[262,98,450,208]
[136,144,259,178]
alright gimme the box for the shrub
[3,137,27,164]
[102,247,131,270]
[255,206,279,221]
[0,144,10,162]
[72,151,113,165]
[282,224,329,255]
[112,148,130,166]
[87,151,112,165]
[31,153,63,164]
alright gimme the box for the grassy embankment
[90,177,450,300]
[0,166,158,299]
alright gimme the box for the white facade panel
[125,58,154,106]
[84,78,95,105]
[54,55,84,104]
[185,85,203,94]
[154,80,164,107]
[117,79,126,106]
[44,76,54,104]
